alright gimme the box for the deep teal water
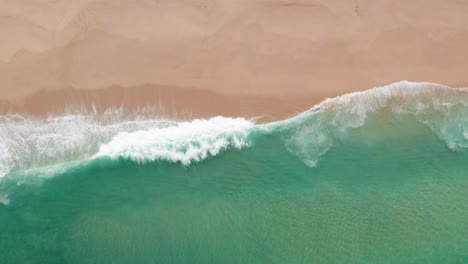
[1,112,468,263]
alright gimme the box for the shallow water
[1,81,467,263]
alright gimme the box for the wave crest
[279,81,468,166]
[0,115,254,178]
[93,117,254,165]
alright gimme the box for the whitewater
[1,81,467,178]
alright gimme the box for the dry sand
[1,0,468,119]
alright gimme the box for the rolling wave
[270,81,468,166]
[93,117,254,165]
[0,81,467,178]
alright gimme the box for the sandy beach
[1,0,468,118]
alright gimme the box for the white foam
[0,114,176,178]
[93,117,254,165]
[0,81,467,175]
[0,113,254,178]
[0,194,9,206]
[312,81,468,127]
[275,81,468,167]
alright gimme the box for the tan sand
[1,0,468,119]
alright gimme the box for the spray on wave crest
[266,81,468,166]
[93,117,254,165]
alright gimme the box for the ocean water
[0,81,467,263]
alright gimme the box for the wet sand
[1,0,468,119]
[0,84,319,120]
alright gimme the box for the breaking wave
[93,117,254,165]
[271,81,468,166]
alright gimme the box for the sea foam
[0,114,175,177]
[0,193,9,205]
[93,117,254,165]
[265,81,468,166]
[0,115,254,178]
[0,81,467,177]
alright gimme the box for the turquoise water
[1,82,468,263]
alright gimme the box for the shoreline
[1,81,467,122]
[0,83,324,121]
